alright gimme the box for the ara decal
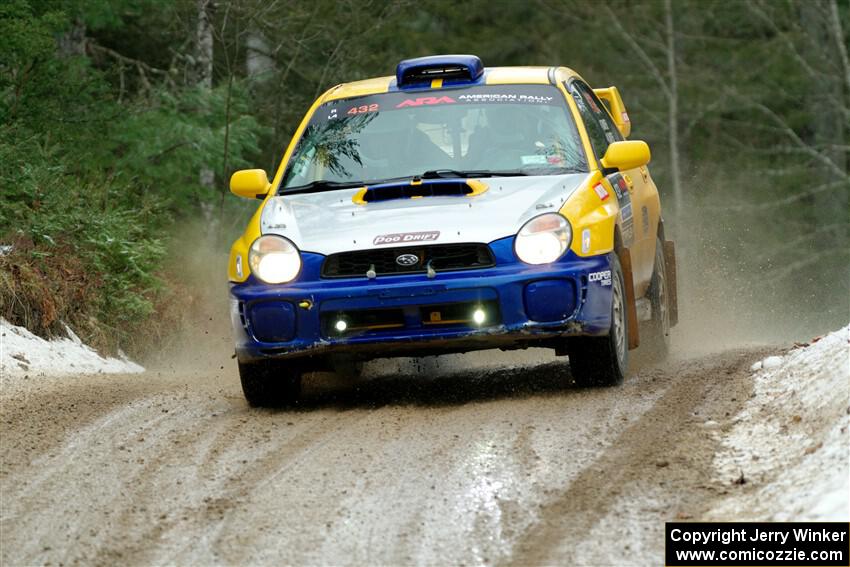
[396,96,456,108]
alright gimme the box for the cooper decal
[373,231,440,245]
[589,270,612,286]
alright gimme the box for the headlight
[248,235,302,284]
[514,213,571,265]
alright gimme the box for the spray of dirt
[140,218,243,375]
[669,201,849,359]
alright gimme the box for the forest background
[1,0,847,355]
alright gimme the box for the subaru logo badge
[396,253,419,266]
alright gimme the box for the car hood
[260,173,589,255]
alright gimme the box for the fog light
[472,308,486,325]
[335,320,348,332]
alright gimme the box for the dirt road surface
[1,343,771,566]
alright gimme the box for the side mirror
[230,169,271,199]
[600,140,650,171]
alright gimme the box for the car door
[567,79,658,294]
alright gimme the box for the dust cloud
[670,206,849,358]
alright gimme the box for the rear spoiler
[593,86,631,138]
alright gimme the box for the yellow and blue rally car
[228,55,678,406]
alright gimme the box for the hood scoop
[353,179,487,205]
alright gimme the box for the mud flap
[619,248,640,350]
[663,240,679,327]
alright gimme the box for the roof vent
[396,55,484,88]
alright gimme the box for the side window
[568,81,623,160]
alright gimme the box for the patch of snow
[0,318,144,379]
[709,325,850,521]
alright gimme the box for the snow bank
[0,319,144,378]
[710,325,850,521]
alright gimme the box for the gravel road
[1,342,770,566]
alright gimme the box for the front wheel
[568,254,629,387]
[238,359,303,407]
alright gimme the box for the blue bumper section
[230,236,614,362]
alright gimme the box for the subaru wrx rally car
[228,55,678,406]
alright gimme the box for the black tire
[568,254,629,387]
[644,237,671,360]
[238,359,302,407]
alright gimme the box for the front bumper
[230,236,614,363]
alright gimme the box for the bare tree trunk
[245,28,274,80]
[192,0,215,192]
[664,0,683,216]
[191,0,214,90]
[801,0,847,248]
[57,18,86,58]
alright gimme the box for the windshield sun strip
[277,84,588,193]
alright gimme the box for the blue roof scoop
[396,55,484,88]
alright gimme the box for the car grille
[321,243,495,278]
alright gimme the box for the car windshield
[280,84,587,192]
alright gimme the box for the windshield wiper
[420,169,529,179]
[280,166,583,195]
[279,180,366,195]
